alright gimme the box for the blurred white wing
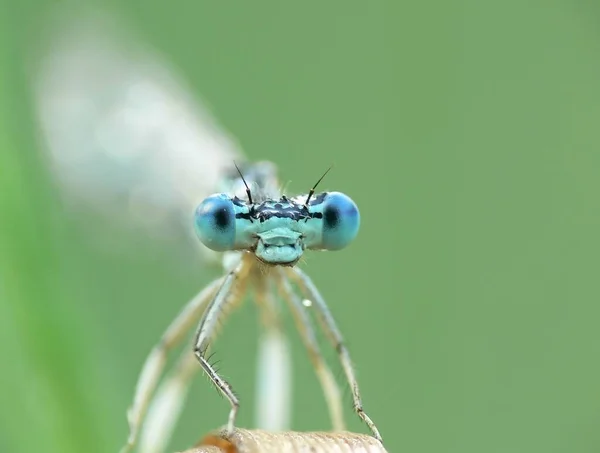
[31,9,242,249]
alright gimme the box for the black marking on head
[235,196,324,223]
[231,196,246,207]
[308,192,327,206]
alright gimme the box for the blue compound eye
[320,192,360,250]
[194,194,236,251]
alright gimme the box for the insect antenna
[234,161,254,205]
[305,165,333,205]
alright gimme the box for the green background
[2,1,600,453]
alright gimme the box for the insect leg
[286,267,382,443]
[276,270,345,432]
[138,347,197,453]
[193,259,251,435]
[120,277,223,453]
[254,276,291,431]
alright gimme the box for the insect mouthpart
[255,229,303,266]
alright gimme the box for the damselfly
[32,8,382,453]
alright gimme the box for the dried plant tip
[179,428,388,453]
